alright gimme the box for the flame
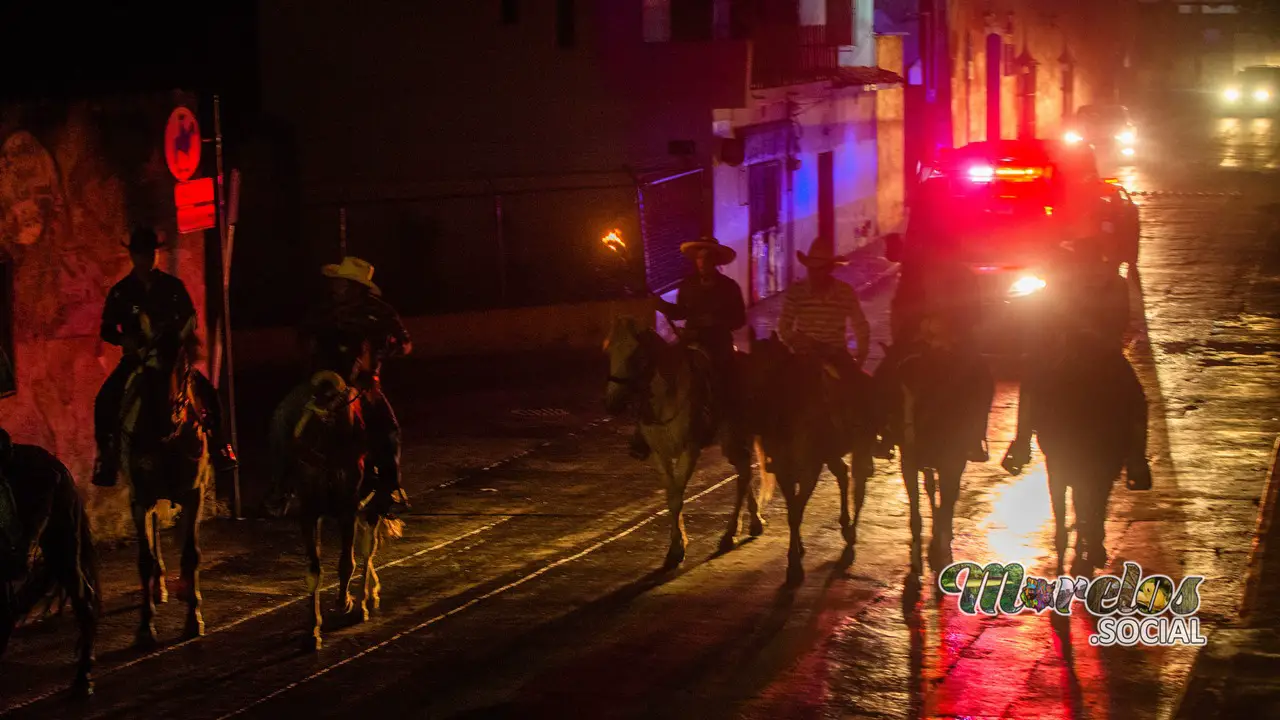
[602,229,626,253]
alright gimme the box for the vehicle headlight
[1255,88,1271,102]
[1008,274,1047,298]
[1063,130,1083,144]
[1225,87,1241,101]
[1116,130,1135,144]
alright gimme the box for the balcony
[750,24,840,88]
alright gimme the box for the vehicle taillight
[969,165,996,182]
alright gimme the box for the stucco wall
[876,34,907,235]
[0,93,208,541]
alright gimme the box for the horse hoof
[749,518,766,537]
[182,614,205,640]
[718,534,737,553]
[370,593,382,611]
[135,625,158,650]
[71,677,94,700]
[785,563,805,588]
[839,545,856,568]
[303,633,323,652]
[154,582,168,605]
[842,525,858,546]
[663,548,685,570]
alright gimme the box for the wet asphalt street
[3,105,1280,719]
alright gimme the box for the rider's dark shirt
[100,270,196,347]
[891,257,981,346]
[665,272,746,357]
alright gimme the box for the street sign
[175,177,216,233]
[164,107,201,182]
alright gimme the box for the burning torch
[601,228,653,297]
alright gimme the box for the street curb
[1170,434,1280,719]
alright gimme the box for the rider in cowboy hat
[92,227,238,487]
[301,256,413,518]
[630,237,748,461]
[776,235,875,475]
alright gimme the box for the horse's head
[603,316,659,414]
[131,313,198,438]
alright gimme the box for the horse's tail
[378,516,405,542]
[73,496,101,619]
[753,436,776,508]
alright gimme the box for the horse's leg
[831,456,856,551]
[0,598,12,658]
[50,530,98,698]
[338,514,359,620]
[663,450,697,568]
[785,466,819,587]
[1078,474,1114,570]
[131,504,158,648]
[302,515,323,650]
[1092,477,1115,569]
[719,463,749,552]
[903,458,923,577]
[1048,464,1069,576]
[930,463,962,571]
[150,512,167,605]
[358,519,381,614]
[177,491,205,640]
[747,439,769,537]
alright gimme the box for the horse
[271,338,403,650]
[743,331,876,586]
[0,438,99,698]
[119,313,212,646]
[603,316,770,568]
[1003,344,1149,575]
[875,338,992,577]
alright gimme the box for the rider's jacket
[100,270,196,349]
[302,293,412,380]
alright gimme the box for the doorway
[748,160,782,304]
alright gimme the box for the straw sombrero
[797,236,849,268]
[679,237,736,265]
[321,256,381,295]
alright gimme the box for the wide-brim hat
[797,236,849,268]
[679,237,736,265]
[322,256,381,295]
[122,227,164,253]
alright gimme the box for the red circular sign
[164,107,201,182]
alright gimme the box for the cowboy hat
[321,256,381,295]
[797,236,849,268]
[679,236,736,265]
[122,227,164,253]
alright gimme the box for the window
[556,0,575,47]
[645,0,721,43]
[500,0,519,24]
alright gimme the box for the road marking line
[0,518,510,716]
[215,473,742,719]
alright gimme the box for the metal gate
[638,169,706,295]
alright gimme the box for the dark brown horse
[604,317,770,568]
[272,342,402,651]
[119,313,211,647]
[743,331,875,586]
[878,342,986,576]
[1003,345,1150,575]
[0,437,99,698]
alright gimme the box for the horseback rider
[630,237,747,461]
[92,228,237,487]
[301,256,413,518]
[775,235,874,474]
[1036,230,1152,488]
[878,217,994,463]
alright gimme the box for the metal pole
[339,206,347,258]
[214,95,242,520]
[493,184,507,303]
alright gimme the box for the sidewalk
[1174,437,1280,718]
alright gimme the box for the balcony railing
[750,24,840,88]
